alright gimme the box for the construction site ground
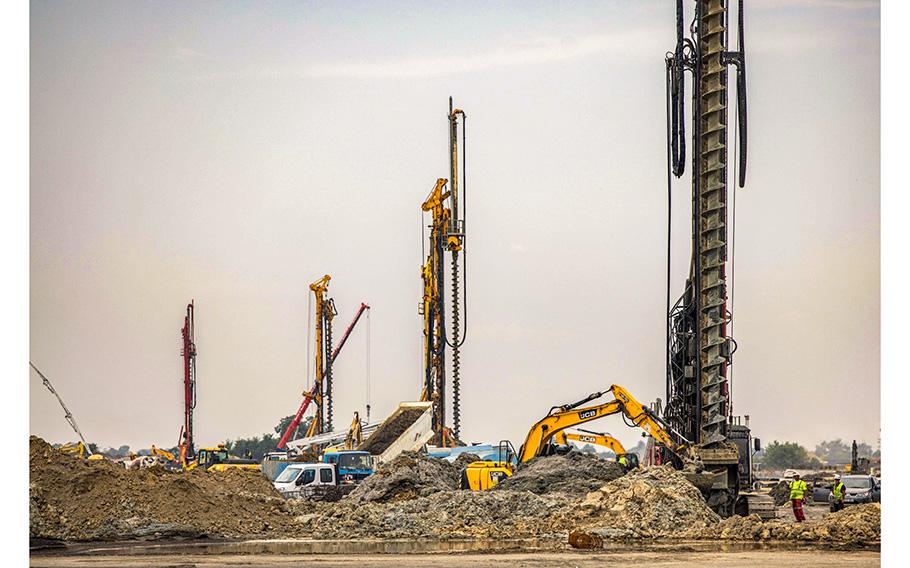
[30,543,881,568]
[30,438,881,566]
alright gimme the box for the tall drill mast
[309,274,336,435]
[664,0,748,515]
[420,98,467,447]
[178,301,197,465]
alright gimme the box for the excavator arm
[555,430,626,455]
[518,384,690,463]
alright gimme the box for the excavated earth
[29,436,293,541]
[494,451,624,496]
[30,436,880,546]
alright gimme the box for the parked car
[839,475,881,506]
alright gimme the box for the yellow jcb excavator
[57,442,104,461]
[185,444,261,472]
[150,445,176,462]
[553,429,639,471]
[462,384,693,490]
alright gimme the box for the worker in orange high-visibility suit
[789,473,809,522]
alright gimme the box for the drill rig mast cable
[30,361,93,455]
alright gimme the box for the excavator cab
[460,440,516,491]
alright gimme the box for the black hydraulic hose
[669,0,686,177]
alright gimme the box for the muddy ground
[30,548,881,568]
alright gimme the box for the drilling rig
[420,97,467,447]
[309,274,337,436]
[177,301,197,467]
[276,301,370,449]
[661,0,767,518]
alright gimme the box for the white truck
[272,462,355,501]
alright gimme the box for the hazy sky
[30,0,880,454]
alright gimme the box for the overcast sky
[30,0,880,454]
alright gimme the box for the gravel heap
[690,503,880,545]
[494,451,625,496]
[344,451,460,504]
[29,436,291,541]
[561,465,720,539]
[292,489,566,539]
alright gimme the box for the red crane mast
[178,301,197,466]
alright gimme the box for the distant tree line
[223,416,314,461]
[756,439,879,470]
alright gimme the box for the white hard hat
[834,474,841,479]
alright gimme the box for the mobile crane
[419,97,468,447]
[660,0,771,518]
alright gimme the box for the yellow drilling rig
[420,98,468,447]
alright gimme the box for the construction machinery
[186,444,260,472]
[554,429,639,469]
[517,385,692,465]
[849,440,871,475]
[57,442,103,460]
[658,0,770,518]
[177,301,197,468]
[419,97,468,447]
[31,362,94,457]
[463,386,679,491]
[276,300,370,450]
[554,429,626,455]
[459,441,516,491]
[150,445,176,463]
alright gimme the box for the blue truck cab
[322,450,374,481]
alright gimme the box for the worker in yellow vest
[789,473,808,522]
[830,474,846,513]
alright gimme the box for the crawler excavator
[462,385,694,491]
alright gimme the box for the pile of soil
[560,465,720,538]
[694,503,880,545]
[451,452,482,470]
[494,452,624,496]
[344,451,460,504]
[292,489,566,539]
[29,436,292,541]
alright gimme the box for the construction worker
[789,473,808,522]
[618,455,628,469]
[830,474,846,513]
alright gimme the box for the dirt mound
[292,489,565,539]
[495,451,624,496]
[344,451,460,504]
[562,465,720,538]
[29,436,291,541]
[694,503,880,545]
[451,452,482,470]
